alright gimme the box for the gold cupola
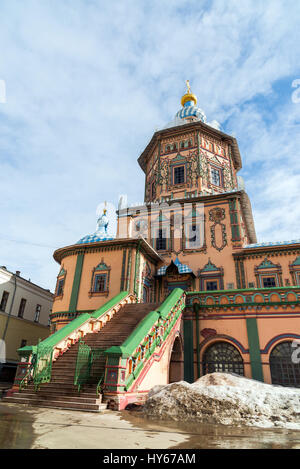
[181,80,197,107]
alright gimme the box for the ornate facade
[46,83,300,388]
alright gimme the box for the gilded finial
[186,80,191,94]
[103,201,107,215]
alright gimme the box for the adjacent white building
[0,266,53,381]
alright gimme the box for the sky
[0,0,300,291]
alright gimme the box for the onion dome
[76,208,114,244]
[175,80,206,123]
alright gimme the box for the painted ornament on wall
[209,207,227,251]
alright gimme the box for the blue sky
[0,0,300,290]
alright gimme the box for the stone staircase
[2,302,159,411]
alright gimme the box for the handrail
[96,373,104,397]
[105,288,185,391]
[19,362,35,392]
[15,291,135,391]
[18,291,134,362]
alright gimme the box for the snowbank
[143,373,300,429]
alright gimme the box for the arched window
[202,341,244,376]
[270,341,300,387]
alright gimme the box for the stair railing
[33,344,54,392]
[74,339,92,393]
[104,288,186,394]
[74,341,106,393]
[15,291,136,392]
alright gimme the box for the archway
[202,341,244,376]
[270,341,300,387]
[168,336,184,383]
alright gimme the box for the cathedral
[6,82,300,411]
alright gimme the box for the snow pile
[143,373,300,429]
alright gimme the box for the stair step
[10,301,161,412]
[9,392,102,404]
[2,396,107,411]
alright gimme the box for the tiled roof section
[157,257,193,276]
[76,233,114,244]
[244,239,300,249]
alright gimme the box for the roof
[157,257,194,276]
[53,236,163,264]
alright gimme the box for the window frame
[93,273,108,293]
[156,228,167,251]
[205,280,219,291]
[262,276,277,288]
[210,165,223,188]
[56,278,65,297]
[34,304,41,323]
[0,290,9,312]
[173,165,185,185]
[90,261,111,296]
[18,298,26,318]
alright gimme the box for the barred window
[174,166,185,184]
[156,229,167,251]
[94,273,107,292]
[211,167,221,186]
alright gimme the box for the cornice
[138,120,242,173]
[53,236,163,264]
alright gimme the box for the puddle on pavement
[1,402,300,449]
[121,409,300,449]
[0,403,37,449]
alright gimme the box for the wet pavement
[0,402,300,449]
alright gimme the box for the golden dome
[181,80,197,107]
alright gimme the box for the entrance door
[169,337,184,383]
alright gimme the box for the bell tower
[138,82,241,204]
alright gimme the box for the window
[34,304,41,323]
[56,278,64,296]
[156,229,167,251]
[94,273,107,292]
[20,339,27,348]
[174,166,185,184]
[0,291,9,312]
[186,224,201,249]
[211,167,221,186]
[206,281,218,291]
[18,298,26,318]
[262,277,276,288]
[270,341,300,387]
[203,342,244,376]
